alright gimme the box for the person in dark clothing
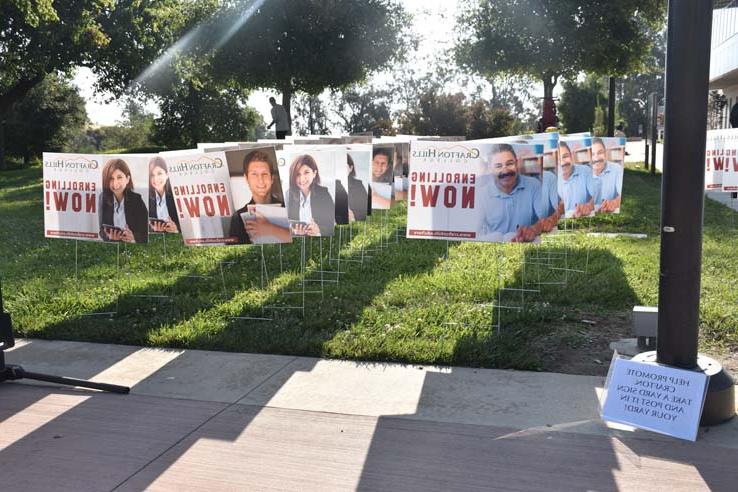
[346,154,368,221]
[229,150,289,244]
[148,156,180,233]
[730,102,738,129]
[334,179,349,225]
[99,158,148,243]
[286,154,335,236]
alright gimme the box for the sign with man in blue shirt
[590,137,626,214]
[558,139,598,218]
[478,143,557,242]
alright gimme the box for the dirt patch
[537,309,738,379]
[706,347,738,377]
[533,310,632,377]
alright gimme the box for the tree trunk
[0,110,6,171]
[541,73,559,129]
[0,73,46,115]
[308,96,315,135]
[23,149,30,168]
[607,76,616,137]
[281,86,293,135]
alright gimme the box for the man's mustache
[497,171,516,180]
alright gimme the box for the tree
[152,82,264,149]
[110,99,157,150]
[0,0,197,168]
[455,0,665,122]
[211,0,411,130]
[398,88,520,139]
[558,75,608,134]
[332,85,393,136]
[400,91,468,137]
[4,74,88,165]
[467,102,519,140]
[292,93,330,136]
[619,31,666,137]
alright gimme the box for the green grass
[1,163,737,371]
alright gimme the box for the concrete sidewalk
[2,339,738,491]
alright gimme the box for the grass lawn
[1,164,737,373]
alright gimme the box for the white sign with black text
[600,357,709,441]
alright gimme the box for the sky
[71,0,482,127]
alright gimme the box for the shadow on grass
[450,241,642,371]
[25,210,448,359]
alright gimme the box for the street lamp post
[632,0,735,426]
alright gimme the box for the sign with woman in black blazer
[98,157,149,243]
[283,153,336,236]
[148,156,180,233]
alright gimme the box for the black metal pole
[644,98,650,171]
[650,93,658,175]
[607,77,616,137]
[656,0,713,368]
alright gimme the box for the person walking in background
[267,96,290,139]
[730,102,738,128]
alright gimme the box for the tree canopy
[152,81,264,149]
[210,0,411,124]
[333,86,393,136]
[398,89,519,139]
[4,74,88,165]
[454,0,666,101]
[0,0,204,167]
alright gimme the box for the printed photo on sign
[148,156,181,234]
[512,138,561,234]
[706,128,738,191]
[518,133,563,228]
[98,155,150,244]
[393,142,410,200]
[347,145,371,221]
[478,142,550,242]
[287,145,348,226]
[226,147,292,245]
[43,153,103,242]
[371,145,395,209]
[333,148,350,225]
[279,151,337,237]
[164,151,236,246]
[590,137,626,214]
[558,136,598,218]
[406,141,551,243]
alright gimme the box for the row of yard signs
[43,132,628,246]
[42,127,731,441]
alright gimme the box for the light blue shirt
[559,164,598,213]
[298,191,313,223]
[480,174,543,235]
[155,192,170,220]
[542,170,559,217]
[592,161,623,205]
[113,197,126,229]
